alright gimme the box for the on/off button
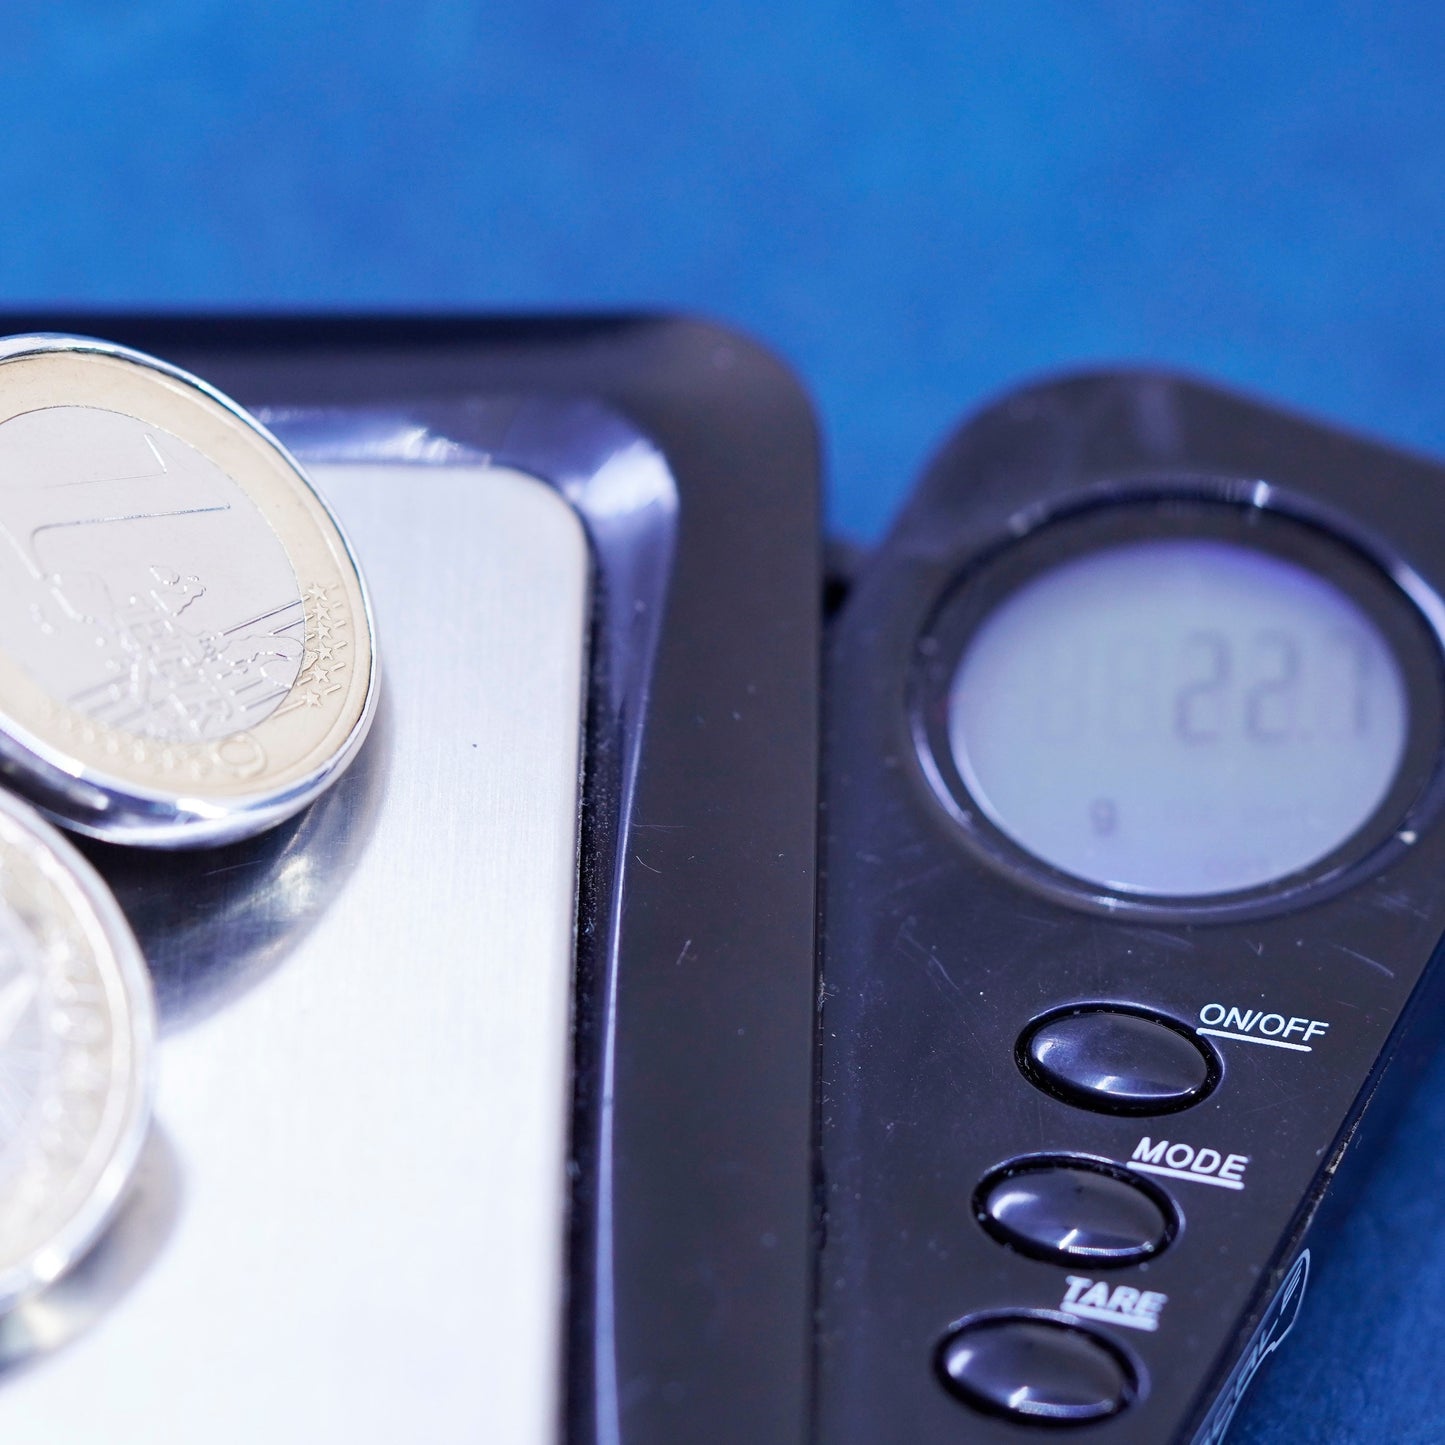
[1020,1006,1220,1114]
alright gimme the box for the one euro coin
[0,334,377,846]
[0,788,154,1309]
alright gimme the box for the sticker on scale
[1197,1002,1329,1052]
[1128,1136,1250,1190]
[1191,1251,1311,1444]
[1060,1276,1168,1333]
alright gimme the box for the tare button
[1127,1136,1250,1191]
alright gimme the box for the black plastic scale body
[816,372,1445,1442]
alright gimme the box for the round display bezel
[911,490,1445,922]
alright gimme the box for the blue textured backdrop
[10,3,1445,545]
[7,4,1445,1438]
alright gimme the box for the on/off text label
[1197,1003,1329,1052]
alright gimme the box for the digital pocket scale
[0,324,1440,1443]
[817,370,1445,1442]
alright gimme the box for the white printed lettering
[1198,1002,1329,1053]
[1059,1274,1170,1333]
[1129,1136,1250,1190]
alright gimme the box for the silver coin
[0,334,378,847]
[0,789,153,1309]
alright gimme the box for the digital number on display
[946,537,1409,897]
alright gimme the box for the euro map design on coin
[0,335,377,846]
[0,789,153,1309]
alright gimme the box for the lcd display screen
[946,536,1409,896]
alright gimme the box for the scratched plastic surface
[817,371,1445,1443]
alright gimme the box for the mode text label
[1129,1135,1249,1190]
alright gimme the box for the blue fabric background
[6,4,1445,1438]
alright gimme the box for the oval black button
[1023,1008,1216,1113]
[938,1316,1134,1424]
[978,1159,1173,1264]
